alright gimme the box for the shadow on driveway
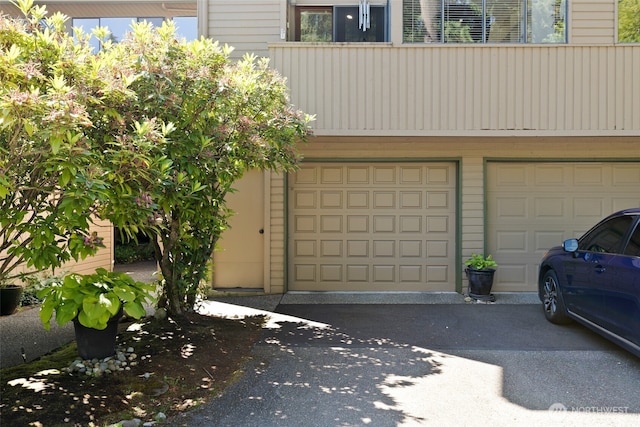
[171,303,640,426]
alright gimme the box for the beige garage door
[288,163,457,291]
[487,162,640,292]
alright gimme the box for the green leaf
[50,136,62,154]
[105,295,121,316]
[78,310,99,329]
[123,301,146,319]
[81,296,109,321]
[39,304,54,330]
[56,304,78,326]
[60,169,72,187]
[113,286,136,302]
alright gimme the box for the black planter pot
[73,310,123,360]
[0,285,23,315]
[465,268,496,302]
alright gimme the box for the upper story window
[73,16,197,51]
[294,2,388,42]
[618,0,640,42]
[403,0,566,43]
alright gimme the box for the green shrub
[115,243,155,264]
[20,274,64,307]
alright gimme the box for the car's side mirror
[563,238,579,253]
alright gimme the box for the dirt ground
[0,312,264,426]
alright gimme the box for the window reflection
[72,16,197,51]
[295,5,387,42]
[404,0,566,43]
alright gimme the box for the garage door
[288,163,457,291]
[487,162,640,292]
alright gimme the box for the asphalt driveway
[170,299,640,426]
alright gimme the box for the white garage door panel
[289,163,456,292]
[488,162,640,292]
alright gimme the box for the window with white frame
[72,16,197,51]
[403,0,566,43]
[294,1,388,42]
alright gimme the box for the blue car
[538,208,640,357]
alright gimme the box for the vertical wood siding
[270,44,640,135]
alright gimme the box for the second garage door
[288,163,457,291]
[487,162,640,292]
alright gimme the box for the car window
[579,215,633,254]
[623,222,640,257]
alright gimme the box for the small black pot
[73,309,123,360]
[465,268,496,302]
[0,285,23,316]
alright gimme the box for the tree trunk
[152,218,185,316]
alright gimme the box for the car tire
[541,270,572,324]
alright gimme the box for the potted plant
[38,268,156,359]
[0,283,24,316]
[465,253,498,302]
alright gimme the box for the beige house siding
[6,219,114,282]
[3,0,638,294]
[207,0,281,59]
[272,136,640,292]
[60,219,114,276]
[270,44,640,135]
[269,172,286,294]
[570,0,616,44]
[461,157,485,261]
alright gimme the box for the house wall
[4,0,636,293]
[269,172,286,294]
[207,0,638,293]
[281,136,640,292]
[59,219,115,276]
[571,0,616,44]
[206,0,282,58]
[269,44,640,135]
[5,219,114,282]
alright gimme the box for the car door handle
[594,265,606,273]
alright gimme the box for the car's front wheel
[541,270,571,324]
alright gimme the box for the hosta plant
[465,253,498,271]
[38,268,156,330]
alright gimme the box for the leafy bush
[115,243,155,264]
[19,274,64,306]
